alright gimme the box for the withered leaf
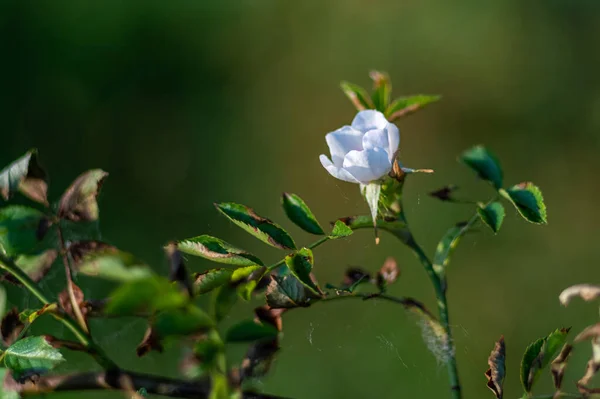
[241,338,280,381]
[0,149,49,205]
[254,306,285,332]
[58,169,108,222]
[429,185,458,202]
[165,242,193,297]
[58,283,87,322]
[485,336,506,399]
[2,250,58,285]
[1,308,24,346]
[560,284,600,306]
[551,344,573,390]
[136,326,163,357]
[68,240,116,265]
[377,257,399,289]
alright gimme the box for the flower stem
[0,252,117,370]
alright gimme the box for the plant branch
[9,369,289,399]
[56,226,89,334]
[266,236,331,273]
[0,252,117,370]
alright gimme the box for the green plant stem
[0,253,117,370]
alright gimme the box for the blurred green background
[2,1,600,398]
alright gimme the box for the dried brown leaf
[0,308,24,346]
[58,170,108,222]
[379,257,399,284]
[136,326,163,357]
[560,284,600,306]
[551,344,573,390]
[485,336,506,399]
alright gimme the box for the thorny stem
[56,226,89,334]
[0,252,116,370]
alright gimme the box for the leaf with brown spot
[58,169,108,222]
[214,203,296,250]
[176,235,263,266]
[265,274,314,309]
[68,240,116,265]
[136,326,163,357]
[58,283,87,322]
[8,250,57,284]
[0,149,49,205]
[1,308,24,346]
[551,344,573,390]
[559,284,600,306]
[254,306,285,332]
[485,336,505,399]
[165,242,193,297]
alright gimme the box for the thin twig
[56,227,89,334]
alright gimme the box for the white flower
[319,109,400,185]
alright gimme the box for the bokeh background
[2,1,600,398]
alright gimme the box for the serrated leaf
[76,249,152,282]
[226,320,278,343]
[3,336,64,380]
[152,305,213,338]
[478,202,505,233]
[330,220,353,239]
[433,222,470,275]
[0,206,47,256]
[0,149,48,205]
[212,284,237,323]
[284,248,321,296]
[105,277,187,316]
[266,274,314,309]
[340,81,374,111]
[521,328,570,392]
[215,203,296,250]
[281,193,324,235]
[370,70,392,112]
[460,146,503,190]
[177,235,263,266]
[0,368,20,398]
[58,169,108,222]
[385,94,441,121]
[485,336,506,399]
[501,182,547,224]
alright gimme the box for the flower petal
[362,129,390,153]
[351,110,389,133]
[325,126,363,167]
[342,148,391,184]
[319,154,360,183]
[386,123,400,162]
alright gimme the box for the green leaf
[0,206,47,256]
[385,95,441,120]
[284,248,321,296]
[191,329,225,374]
[520,328,570,393]
[501,182,547,224]
[215,203,296,250]
[460,145,503,190]
[0,286,5,320]
[106,277,187,316]
[152,305,214,338]
[211,284,238,323]
[478,202,506,233]
[281,193,324,235]
[77,249,152,282]
[340,81,374,111]
[177,235,263,266]
[193,265,263,296]
[3,336,64,380]
[226,320,278,343]
[370,71,392,112]
[266,274,314,309]
[11,250,58,283]
[330,220,353,239]
[432,222,470,275]
[0,149,48,206]
[0,368,20,399]
[58,169,108,222]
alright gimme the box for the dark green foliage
[460,145,503,190]
[281,193,324,235]
[501,182,547,224]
